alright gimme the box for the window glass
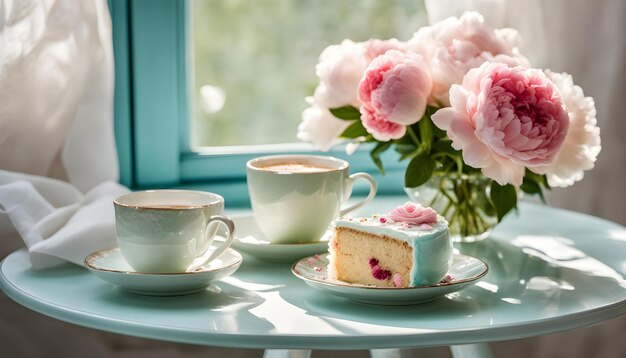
[190,0,426,148]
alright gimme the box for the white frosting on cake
[333,214,448,243]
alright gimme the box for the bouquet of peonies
[298,12,601,239]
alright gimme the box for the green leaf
[541,174,551,190]
[425,106,447,138]
[520,178,540,194]
[426,105,438,116]
[329,106,361,120]
[431,139,463,172]
[370,142,392,175]
[394,143,417,155]
[462,165,482,175]
[490,182,517,222]
[521,175,546,203]
[339,121,368,138]
[399,149,420,161]
[524,170,544,184]
[432,139,459,156]
[404,153,436,188]
[525,170,551,190]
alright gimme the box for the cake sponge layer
[329,227,413,288]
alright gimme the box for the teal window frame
[110,0,406,206]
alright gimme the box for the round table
[1,200,625,353]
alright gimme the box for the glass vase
[405,173,497,242]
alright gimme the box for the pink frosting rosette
[389,202,438,225]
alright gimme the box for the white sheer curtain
[0,0,124,269]
[0,0,118,191]
[0,2,138,358]
[508,0,626,226]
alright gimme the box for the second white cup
[246,155,377,244]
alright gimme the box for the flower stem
[433,174,497,239]
[407,126,420,147]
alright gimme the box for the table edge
[1,253,625,350]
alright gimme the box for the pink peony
[390,202,438,225]
[534,71,601,187]
[301,39,409,149]
[360,109,406,141]
[409,12,528,107]
[362,38,405,63]
[358,50,432,141]
[314,38,406,109]
[431,62,570,186]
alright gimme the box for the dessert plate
[232,216,330,263]
[292,253,488,305]
[84,247,242,296]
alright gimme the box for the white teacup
[113,190,235,273]
[246,155,377,244]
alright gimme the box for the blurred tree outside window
[190,0,426,148]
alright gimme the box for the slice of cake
[329,202,452,287]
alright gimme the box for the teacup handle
[339,172,377,217]
[187,215,236,272]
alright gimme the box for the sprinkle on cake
[328,202,452,288]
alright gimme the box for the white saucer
[292,253,488,305]
[232,216,330,263]
[84,247,243,296]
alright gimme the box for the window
[190,0,427,147]
[110,0,425,205]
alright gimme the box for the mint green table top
[1,199,625,350]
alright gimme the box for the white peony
[408,11,528,107]
[314,40,367,108]
[297,98,351,151]
[536,71,601,187]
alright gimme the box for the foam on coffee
[258,162,334,174]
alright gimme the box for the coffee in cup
[257,163,334,173]
[247,155,377,244]
[113,190,235,273]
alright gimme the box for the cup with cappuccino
[246,155,377,244]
